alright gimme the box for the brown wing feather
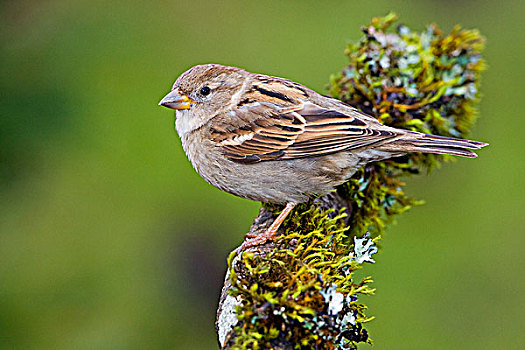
[211,100,400,163]
[209,102,305,163]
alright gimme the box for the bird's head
[159,64,247,135]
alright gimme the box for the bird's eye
[200,86,211,96]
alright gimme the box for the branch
[215,12,485,349]
[217,193,374,349]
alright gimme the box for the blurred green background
[2,0,524,349]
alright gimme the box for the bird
[159,64,487,251]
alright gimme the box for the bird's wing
[209,102,304,163]
[210,100,400,164]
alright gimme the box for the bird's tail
[379,131,488,158]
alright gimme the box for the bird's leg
[264,202,296,236]
[237,203,296,253]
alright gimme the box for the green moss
[331,11,485,141]
[228,205,375,349]
[226,13,485,349]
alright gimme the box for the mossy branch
[216,13,485,349]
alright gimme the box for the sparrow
[159,64,487,250]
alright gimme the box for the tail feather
[379,131,488,158]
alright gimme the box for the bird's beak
[158,88,194,110]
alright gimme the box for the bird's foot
[234,228,279,255]
[243,232,258,239]
[234,202,296,255]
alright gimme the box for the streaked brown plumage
[159,64,487,249]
